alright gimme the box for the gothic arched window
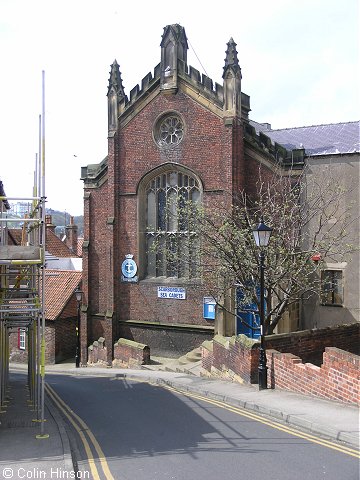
[144,169,201,278]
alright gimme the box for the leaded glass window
[146,170,200,278]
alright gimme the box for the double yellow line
[46,375,359,480]
[159,382,360,459]
[45,383,114,480]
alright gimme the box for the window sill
[139,277,202,286]
[320,303,343,307]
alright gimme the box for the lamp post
[74,286,83,368]
[252,219,272,390]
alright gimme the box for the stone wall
[119,321,213,358]
[87,337,108,366]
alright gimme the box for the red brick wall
[268,347,360,405]
[113,93,236,328]
[202,335,259,383]
[118,93,233,194]
[84,89,247,358]
[201,343,213,371]
[266,323,360,366]
[55,317,77,363]
[202,324,360,404]
[113,338,150,368]
[87,337,108,365]
[9,316,78,365]
[86,182,109,315]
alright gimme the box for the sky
[0,0,359,217]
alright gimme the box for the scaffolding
[0,71,48,438]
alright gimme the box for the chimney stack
[45,215,56,233]
[65,216,79,255]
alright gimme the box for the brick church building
[80,24,303,364]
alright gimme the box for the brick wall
[87,337,108,365]
[113,338,150,368]
[202,334,259,383]
[55,317,77,363]
[9,330,28,363]
[266,323,360,365]
[268,347,360,405]
[84,89,245,359]
[9,314,79,365]
[201,324,360,404]
[120,322,213,358]
[9,322,56,364]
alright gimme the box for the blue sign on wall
[203,297,216,320]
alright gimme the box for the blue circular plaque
[121,257,137,278]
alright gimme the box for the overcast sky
[1,0,359,216]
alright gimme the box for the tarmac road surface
[46,373,359,480]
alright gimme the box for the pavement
[0,358,359,479]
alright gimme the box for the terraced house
[80,24,359,364]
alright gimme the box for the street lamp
[252,218,272,390]
[74,286,83,368]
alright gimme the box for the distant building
[8,214,82,270]
[9,269,82,364]
[8,201,31,217]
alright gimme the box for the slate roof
[44,269,82,320]
[250,120,360,156]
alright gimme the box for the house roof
[8,228,74,258]
[8,229,23,245]
[46,229,74,257]
[251,120,360,156]
[44,269,82,320]
[77,237,84,257]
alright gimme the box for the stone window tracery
[155,114,184,147]
[144,169,200,278]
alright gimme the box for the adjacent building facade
[261,122,360,330]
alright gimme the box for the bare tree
[151,164,357,334]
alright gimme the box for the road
[46,373,359,480]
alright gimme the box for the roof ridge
[46,268,82,274]
[269,120,360,132]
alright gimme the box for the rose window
[156,115,184,147]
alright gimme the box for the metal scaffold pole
[37,70,48,440]
[0,70,47,438]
